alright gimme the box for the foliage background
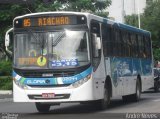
[0,60,12,90]
[0,0,111,60]
[1,0,160,89]
[0,0,111,89]
[125,0,160,62]
[1,0,160,70]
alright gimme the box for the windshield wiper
[40,34,46,62]
[26,29,39,43]
[26,29,46,62]
[52,32,65,46]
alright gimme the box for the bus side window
[145,36,151,58]
[102,23,107,57]
[134,34,139,58]
[143,35,147,58]
[91,21,101,70]
[131,34,137,57]
[106,25,113,56]
[127,32,132,57]
[115,28,121,57]
[91,21,101,58]
[138,35,144,58]
[122,31,129,57]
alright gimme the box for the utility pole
[137,0,141,28]
[122,0,125,23]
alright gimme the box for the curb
[0,90,12,95]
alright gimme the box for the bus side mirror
[92,33,101,57]
[96,37,101,50]
[5,34,10,47]
[92,33,101,50]
[5,28,13,55]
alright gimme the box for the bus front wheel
[35,102,50,113]
[97,84,111,110]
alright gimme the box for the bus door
[90,21,106,99]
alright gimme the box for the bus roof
[14,11,90,20]
[116,22,150,35]
[89,13,150,36]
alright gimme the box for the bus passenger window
[91,21,101,70]
[91,22,101,58]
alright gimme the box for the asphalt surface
[0,90,160,119]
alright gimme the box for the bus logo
[45,79,50,84]
[27,80,46,84]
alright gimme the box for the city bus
[5,12,154,112]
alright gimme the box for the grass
[0,76,12,90]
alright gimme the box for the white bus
[5,12,154,112]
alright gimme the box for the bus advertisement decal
[110,58,132,87]
[110,58,152,87]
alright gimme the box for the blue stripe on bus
[13,66,92,86]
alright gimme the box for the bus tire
[154,80,159,92]
[97,83,111,110]
[132,79,141,102]
[122,95,131,102]
[35,102,50,113]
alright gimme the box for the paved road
[0,90,160,119]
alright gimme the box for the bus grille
[28,94,70,100]
[17,71,76,78]
[28,84,70,88]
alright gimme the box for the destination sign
[14,15,86,28]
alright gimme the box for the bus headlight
[70,74,91,88]
[14,79,28,89]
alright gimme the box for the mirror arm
[6,46,12,55]
[5,28,13,55]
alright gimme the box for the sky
[108,0,146,23]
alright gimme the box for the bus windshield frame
[13,28,91,70]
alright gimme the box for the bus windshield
[14,30,90,69]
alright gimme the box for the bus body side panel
[140,59,154,92]
[105,57,118,97]
[109,57,148,97]
[92,51,106,100]
[141,75,154,92]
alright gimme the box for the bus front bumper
[13,79,94,102]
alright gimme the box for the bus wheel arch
[105,76,112,98]
[122,75,142,102]
[98,76,112,110]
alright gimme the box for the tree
[0,4,31,60]
[125,0,160,61]
[124,14,139,28]
[0,0,112,60]
[142,0,160,61]
[142,1,160,47]
[34,0,111,16]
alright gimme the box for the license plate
[42,93,55,98]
